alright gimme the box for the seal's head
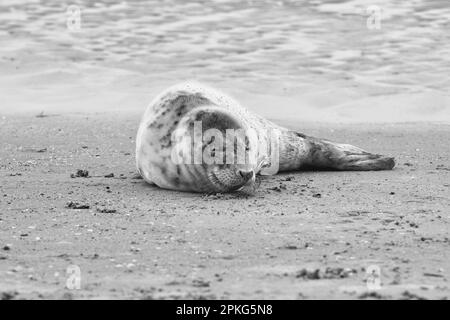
[181,105,259,193]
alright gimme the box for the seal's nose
[238,169,254,181]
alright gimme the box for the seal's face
[203,123,258,193]
[207,164,255,192]
[183,106,258,193]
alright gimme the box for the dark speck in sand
[1,291,18,300]
[280,245,299,250]
[35,111,49,118]
[19,147,47,153]
[192,279,210,288]
[409,222,419,228]
[423,272,444,278]
[70,170,90,178]
[9,173,22,176]
[97,208,117,214]
[66,201,90,209]
[358,291,386,300]
[270,184,287,192]
[312,193,322,198]
[401,291,427,300]
[296,267,357,280]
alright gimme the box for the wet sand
[0,114,449,299]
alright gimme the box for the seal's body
[136,82,395,193]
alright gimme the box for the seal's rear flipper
[300,133,395,171]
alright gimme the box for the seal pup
[136,82,395,193]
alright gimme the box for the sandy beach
[0,0,449,300]
[0,114,449,299]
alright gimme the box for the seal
[136,82,395,193]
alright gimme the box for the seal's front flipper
[303,135,395,171]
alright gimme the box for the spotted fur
[136,82,395,193]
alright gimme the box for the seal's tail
[305,134,395,171]
[285,131,395,171]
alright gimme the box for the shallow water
[0,0,449,122]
